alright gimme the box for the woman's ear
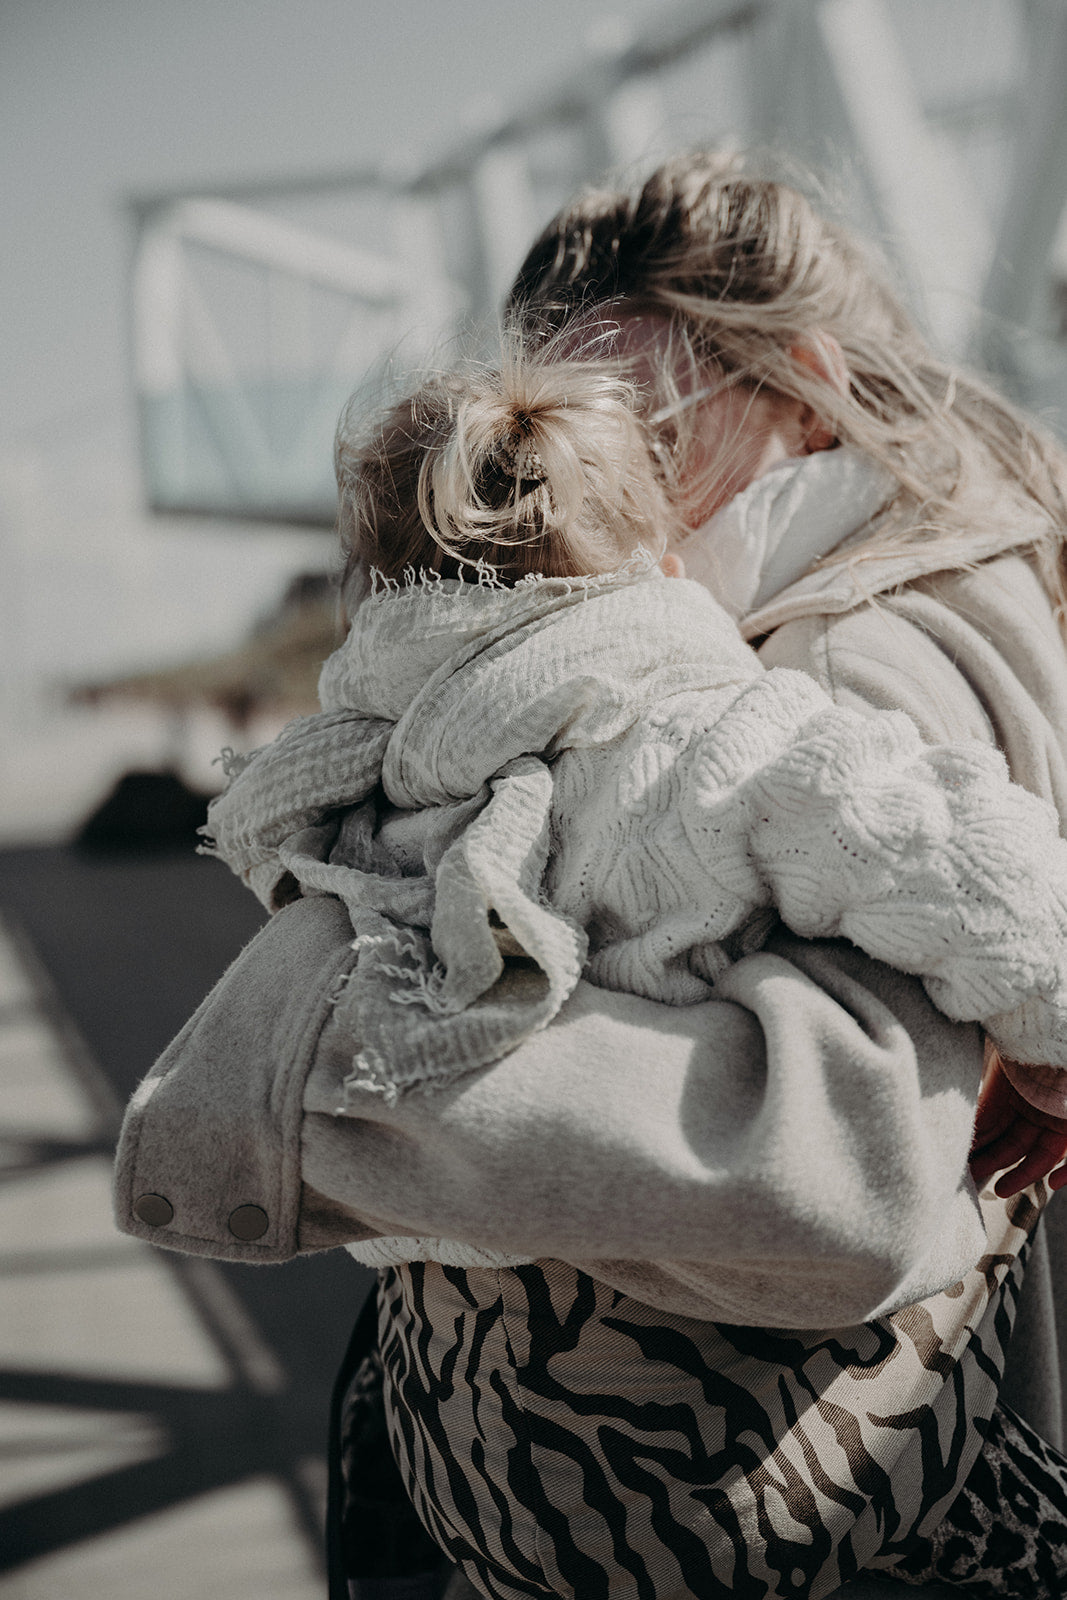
[789,331,850,454]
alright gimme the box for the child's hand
[970,1050,1067,1197]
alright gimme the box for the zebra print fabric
[377,1190,1045,1600]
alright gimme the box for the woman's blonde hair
[335,340,683,590]
[509,151,1067,619]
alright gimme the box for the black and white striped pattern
[376,1191,1047,1600]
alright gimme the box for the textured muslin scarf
[203,565,763,1101]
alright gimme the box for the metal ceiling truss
[129,0,1067,524]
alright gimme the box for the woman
[366,155,1067,1599]
[115,154,1067,1597]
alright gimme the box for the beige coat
[114,540,1067,1466]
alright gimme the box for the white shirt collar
[677,447,896,620]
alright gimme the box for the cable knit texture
[204,563,1067,1122]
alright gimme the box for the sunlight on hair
[507,151,1067,629]
[336,329,686,592]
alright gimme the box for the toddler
[205,348,1067,1190]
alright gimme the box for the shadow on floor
[0,844,372,1592]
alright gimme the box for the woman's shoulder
[754,581,997,747]
[905,553,1065,703]
[757,551,1067,807]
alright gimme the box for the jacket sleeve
[303,931,989,1325]
[115,886,990,1325]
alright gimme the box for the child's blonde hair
[509,151,1067,620]
[335,340,684,590]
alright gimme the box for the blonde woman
[365,158,1067,1598]
[116,155,1067,1599]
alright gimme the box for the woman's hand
[970,1049,1067,1197]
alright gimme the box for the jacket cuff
[113,895,360,1262]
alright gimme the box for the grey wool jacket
[114,540,1067,1456]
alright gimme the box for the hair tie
[497,434,548,487]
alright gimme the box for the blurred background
[4,1,1067,1595]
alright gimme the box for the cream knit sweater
[205,561,1067,1112]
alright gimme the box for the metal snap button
[228,1204,269,1241]
[133,1193,174,1227]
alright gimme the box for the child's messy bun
[336,338,681,590]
